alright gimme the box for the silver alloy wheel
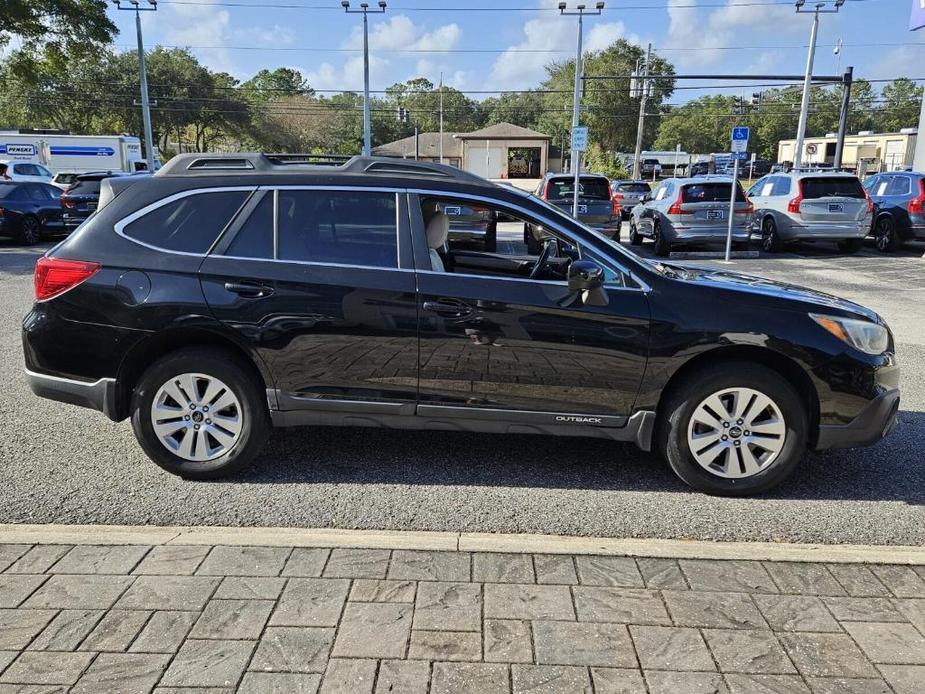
[686,387,787,479]
[150,373,243,462]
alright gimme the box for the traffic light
[732,96,745,115]
[751,92,763,109]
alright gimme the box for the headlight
[810,313,889,355]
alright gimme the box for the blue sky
[107,0,924,101]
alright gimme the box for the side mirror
[568,260,605,292]
[569,261,609,307]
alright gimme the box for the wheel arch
[113,326,273,421]
[654,345,820,447]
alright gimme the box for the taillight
[610,189,622,216]
[744,199,754,215]
[542,182,551,200]
[34,257,100,302]
[865,191,874,215]
[787,182,804,214]
[667,191,693,216]
[908,180,924,215]
[60,193,76,209]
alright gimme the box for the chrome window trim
[216,255,416,273]
[407,187,651,292]
[114,186,258,257]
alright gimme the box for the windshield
[682,182,746,203]
[801,177,865,199]
[546,176,611,201]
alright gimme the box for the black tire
[629,222,643,246]
[873,215,901,253]
[652,223,671,257]
[656,362,808,496]
[760,216,782,253]
[18,215,41,245]
[131,347,270,480]
[837,238,863,254]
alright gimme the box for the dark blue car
[864,171,925,252]
[0,182,65,245]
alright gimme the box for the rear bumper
[667,225,750,243]
[779,220,871,241]
[815,388,900,450]
[25,368,119,420]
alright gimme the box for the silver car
[610,180,651,220]
[628,176,752,257]
[747,171,873,253]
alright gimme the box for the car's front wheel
[652,223,671,257]
[657,362,807,496]
[761,217,782,253]
[873,216,901,253]
[18,215,41,245]
[131,348,270,479]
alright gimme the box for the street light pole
[114,0,157,171]
[559,2,604,218]
[793,0,846,168]
[343,1,387,157]
[632,43,653,180]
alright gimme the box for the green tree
[537,40,675,156]
[655,95,739,155]
[877,78,923,133]
[480,91,545,131]
[584,142,629,179]
[1,1,116,51]
[384,78,483,135]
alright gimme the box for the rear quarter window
[801,177,865,199]
[122,190,249,254]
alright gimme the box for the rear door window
[682,182,745,202]
[226,193,274,260]
[801,177,865,199]
[277,190,397,268]
[886,176,911,196]
[123,190,249,253]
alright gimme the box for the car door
[410,191,650,422]
[200,186,420,413]
[883,175,912,228]
[636,183,667,235]
[34,183,65,230]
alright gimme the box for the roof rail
[154,152,494,184]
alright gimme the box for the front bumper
[815,388,900,450]
[25,369,119,420]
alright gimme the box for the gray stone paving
[1,544,925,693]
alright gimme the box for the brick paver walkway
[1,542,924,693]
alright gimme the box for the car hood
[656,262,882,323]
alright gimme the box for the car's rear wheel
[837,238,863,254]
[131,348,269,480]
[657,362,807,496]
[873,216,901,253]
[760,217,782,253]
[652,223,671,257]
[629,222,643,246]
[18,215,41,245]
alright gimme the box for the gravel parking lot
[1,237,923,545]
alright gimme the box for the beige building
[778,130,918,174]
[374,122,552,180]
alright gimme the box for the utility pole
[343,0,387,157]
[793,0,846,167]
[632,43,653,180]
[833,66,853,170]
[559,2,604,218]
[438,72,444,164]
[114,0,157,171]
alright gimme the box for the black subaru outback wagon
[23,154,899,495]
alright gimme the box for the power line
[152,0,880,10]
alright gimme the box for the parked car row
[611,169,923,256]
[0,171,141,244]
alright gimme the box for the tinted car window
[681,182,745,203]
[0,184,21,199]
[68,179,103,196]
[546,177,611,201]
[800,177,865,199]
[771,177,791,196]
[26,185,47,201]
[124,190,248,254]
[227,194,273,259]
[277,190,397,268]
[616,183,650,193]
[886,176,911,196]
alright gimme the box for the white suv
[747,171,873,253]
[0,160,54,184]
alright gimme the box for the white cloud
[486,12,638,92]
[305,54,390,92]
[344,15,461,53]
[865,44,925,81]
[666,0,801,68]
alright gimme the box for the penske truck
[0,132,158,174]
